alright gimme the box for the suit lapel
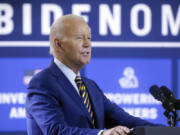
[48,62,95,126]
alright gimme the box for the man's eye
[88,37,91,40]
[76,36,82,39]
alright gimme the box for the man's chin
[80,60,90,66]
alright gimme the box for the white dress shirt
[54,57,80,95]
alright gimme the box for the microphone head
[160,86,174,98]
[149,85,162,101]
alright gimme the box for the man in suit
[26,14,158,135]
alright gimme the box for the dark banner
[0,0,180,42]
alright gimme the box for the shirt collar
[54,57,80,83]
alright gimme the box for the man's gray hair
[49,14,85,56]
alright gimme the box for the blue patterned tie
[75,76,95,128]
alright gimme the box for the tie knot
[75,76,82,84]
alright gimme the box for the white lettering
[41,4,63,35]
[162,5,180,36]
[105,93,160,105]
[134,107,141,117]
[123,107,157,119]
[22,3,32,35]
[0,93,26,104]
[9,107,26,119]
[0,3,14,35]
[72,4,91,22]
[99,4,121,35]
[131,4,152,36]
[150,108,157,119]
[141,108,149,118]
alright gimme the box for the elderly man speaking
[26,14,159,135]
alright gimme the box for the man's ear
[54,38,64,50]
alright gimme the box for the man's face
[60,19,91,71]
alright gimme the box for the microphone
[149,85,175,111]
[150,85,180,127]
[149,85,166,102]
[160,86,174,98]
[160,86,180,110]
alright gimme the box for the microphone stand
[163,102,180,127]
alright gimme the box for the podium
[133,127,180,135]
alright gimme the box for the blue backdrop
[0,0,180,133]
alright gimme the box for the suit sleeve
[91,81,159,129]
[26,89,101,135]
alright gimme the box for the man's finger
[114,126,130,135]
[120,126,130,133]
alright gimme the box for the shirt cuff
[98,130,104,135]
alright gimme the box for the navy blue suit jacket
[26,61,156,135]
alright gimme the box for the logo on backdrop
[119,66,139,88]
[23,69,42,85]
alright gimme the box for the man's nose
[83,37,91,47]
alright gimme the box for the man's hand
[101,125,130,135]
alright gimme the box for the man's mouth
[81,51,90,55]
